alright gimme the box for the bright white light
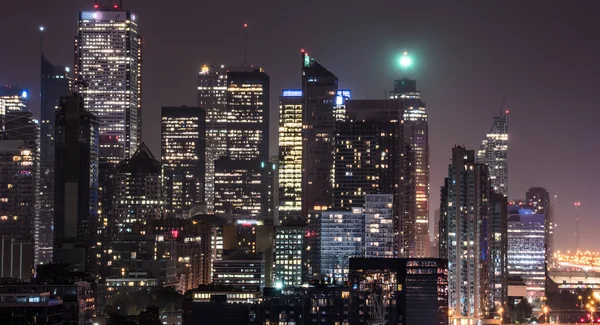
[21,91,28,99]
[65,67,70,73]
[39,26,45,32]
[275,282,283,289]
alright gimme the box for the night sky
[1,0,599,252]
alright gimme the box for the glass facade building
[507,205,546,300]
[75,7,142,164]
[161,106,206,217]
[439,146,492,321]
[277,90,303,220]
[477,112,508,196]
[198,65,228,213]
[320,209,364,282]
[39,53,71,265]
[364,194,394,258]
[391,78,430,258]
[274,224,304,286]
[54,95,99,272]
[301,52,338,215]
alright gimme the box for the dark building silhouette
[54,95,99,272]
[349,258,448,325]
[301,52,338,216]
[161,106,206,217]
[39,53,71,265]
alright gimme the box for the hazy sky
[1,0,599,252]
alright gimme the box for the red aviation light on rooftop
[114,4,118,9]
[243,23,248,28]
[94,4,99,9]
[300,48,305,53]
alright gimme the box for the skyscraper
[439,146,492,321]
[507,204,546,300]
[390,77,430,257]
[39,51,71,265]
[0,86,29,118]
[525,187,553,263]
[161,106,206,217]
[301,51,338,215]
[75,4,142,163]
[364,194,394,258]
[278,90,303,220]
[332,119,400,210]
[114,144,163,237]
[274,220,304,286]
[54,95,99,272]
[198,64,228,212]
[477,111,508,196]
[213,68,270,217]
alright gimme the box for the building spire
[242,23,251,67]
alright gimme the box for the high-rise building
[318,209,364,282]
[489,193,508,307]
[278,90,303,220]
[161,106,206,217]
[301,51,338,215]
[0,139,36,243]
[54,95,99,272]
[332,119,400,209]
[390,77,430,257]
[364,194,394,258]
[345,99,411,257]
[274,220,304,286]
[507,204,546,300]
[39,52,71,265]
[198,64,228,212]
[439,146,492,321]
[213,68,270,217]
[75,4,141,163]
[0,86,29,120]
[0,107,39,263]
[525,187,553,264]
[114,143,163,237]
[477,111,508,196]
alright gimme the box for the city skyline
[1,0,599,251]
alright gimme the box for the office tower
[301,51,338,215]
[332,120,399,210]
[345,99,411,257]
[439,146,492,321]
[431,208,441,258]
[364,194,394,258]
[0,86,28,118]
[161,106,206,217]
[213,68,270,217]
[0,139,36,243]
[525,187,553,262]
[320,209,364,282]
[274,220,304,286]
[390,77,430,257]
[489,193,508,307]
[349,258,449,325]
[477,111,508,195]
[278,90,303,220]
[114,143,163,236]
[198,64,228,212]
[75,4,141,163]
[54,95,99,272]
[39,53,71,265]
[507,204,546,300]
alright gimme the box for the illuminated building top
[477,111,509,195]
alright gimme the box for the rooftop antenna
[39,26,45,54]
[241,23,251,67]
[499,96,506,116]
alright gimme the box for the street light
[498,307,504,325]
[543,306,549,324]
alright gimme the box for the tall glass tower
[477,111,508,196]
[390,78,430,257]
[39,50,71,265]
[278,90,303,220]
[301,52,338,215]
[75,3,142,164]
[198,64,228,213]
